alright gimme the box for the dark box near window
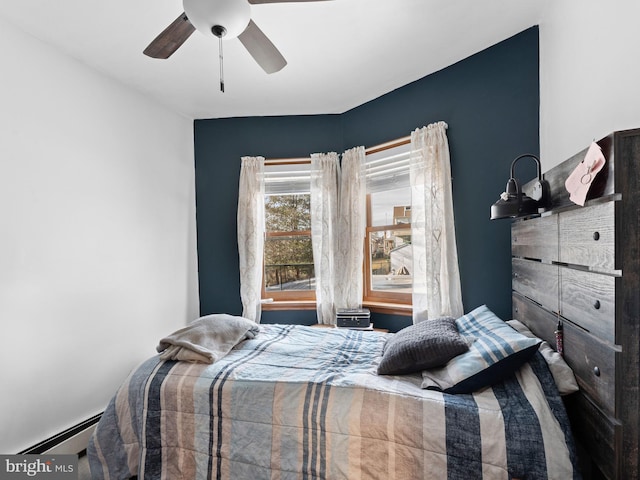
[336,308,371,328]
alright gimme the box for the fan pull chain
[211,25,227,93]
[218,35,225,93]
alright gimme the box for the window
[262,161,315,303]
[260,143,413,310]
[363,142,412,306]
[240,123,458,321]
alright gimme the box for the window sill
[261,300,316,311]
[261,299,412,316]
[362,301,412,316]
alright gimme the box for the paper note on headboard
[564,142,606,206]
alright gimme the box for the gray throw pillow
[377,317,469,375]
[421,306,541,393]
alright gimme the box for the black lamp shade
[490,191,541,219]
[490,154,547,220]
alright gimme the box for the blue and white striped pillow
[421,305,541,394]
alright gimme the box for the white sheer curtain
[310,152,339,324]
[237,156,265,323]
[410,121,463,323]
[335,146,366,309]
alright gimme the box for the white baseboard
[44,424,98,455]
[19,414,102,455]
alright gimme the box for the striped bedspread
[88,324,580,479]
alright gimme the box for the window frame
[362,198,412,307]
[361,138,413,312]
[261,160,316,306]
[260,137,414,316]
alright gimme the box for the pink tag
[564,142,606,206]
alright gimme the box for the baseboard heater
[18,413,102,455]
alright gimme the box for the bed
[88,313,580,479]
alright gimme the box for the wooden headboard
[510,129,640,480]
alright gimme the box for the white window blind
[365,142,411,193]
[263,143,411,196]
[263,161,312,196]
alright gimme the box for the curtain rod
[365,135,410,155]
[263,135,412,165]
[264,158,310,166]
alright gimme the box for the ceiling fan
[144,0,333,91]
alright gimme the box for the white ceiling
[0,0,545,120]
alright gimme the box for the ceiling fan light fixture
[145,0,332,73]
[183,0,251,39]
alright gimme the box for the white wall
[0,17,199,453]
[539,0,640,169]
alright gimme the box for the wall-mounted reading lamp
[490,154,548,220]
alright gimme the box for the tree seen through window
[264,194,314,294]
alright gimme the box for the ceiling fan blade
[248,0,333,4]
[143,13,195,59]
[238,20,287,74]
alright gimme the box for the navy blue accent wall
[193,27,539,330]
[194,116,342,320]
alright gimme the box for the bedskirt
[88,324,579,479]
